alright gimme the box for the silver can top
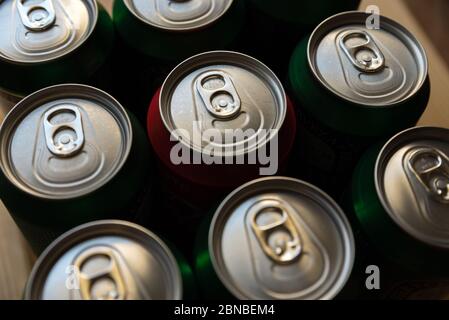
[376,127,449,249]
[25,220,183,300]
[160,51,286,157]
[0,84,132,200]
[124,0,233,31]
[209,177,355,300]
[308,11,428,106]
[0,0,97,63]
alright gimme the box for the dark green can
[288,11,430,196]
[0,84,151,254]
[25,220,196,300]
[349,127,449,278]
[195,177,356,300]
[0,0,114,96]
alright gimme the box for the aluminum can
[349,127,449,277]
[24,220,195,300]
[147,51,297,210]
[194,177,356,299]
[288,11,430,196]
[0,0,114,96]
[0,84,151,253]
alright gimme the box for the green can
[0,0,114,96]
[0,84,150,254]
[288,11,430,196]
[349,126,449,278]
[25,220,196,300]
[195,177,356,300]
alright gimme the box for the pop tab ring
[43,104,85,158]
[73,246,127,300]
[406,147,449,203]
[196,70,241,119]
[339,30,385,73]
[17,0,56,31]
[249,199,302,265]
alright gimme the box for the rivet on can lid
[308,11,428,106]
[125,0,233,31]
[0,0,97,63]
[0,84,132,200]
[376,127,449,249]
[209,177,355,300]
[24,221,183,300]
[160,51,286,158]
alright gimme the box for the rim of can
[375,126,449,249]
[24,220,183,300]
[0,83,133,200]
[208,176,355,300]
[122,0,234,32]
[159,50,287,157]
[307,11,429,108]
[0,0,98,65]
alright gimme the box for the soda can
[194,177,356,300]
[147,51,297,210]
[242,0,361,77]
[348,126,449,278]
[24,220,195,300]
[0,0,114,96]
[288,11,430,196]
[112,0,246,120]
[0,84,151,254]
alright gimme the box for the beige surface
[360,0,449,127]
[1,0,449,299]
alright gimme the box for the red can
[147,51,296,209]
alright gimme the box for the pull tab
[196,71,241,119]
[407,148,449,203]
[43,105,84,158]
[73,246,127,300]
[339,30,385,73]
[17,0,56,31]
[250,200,301,264]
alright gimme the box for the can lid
[308,11,428,106]
[25,220,183,300]
[0,84,132,200]
[124,0,233,31]
[209,177,355,300]
[0,0,96,63]
[160,51,286,157]
[376,127,449,249]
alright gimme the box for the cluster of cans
[0,0,447,300]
